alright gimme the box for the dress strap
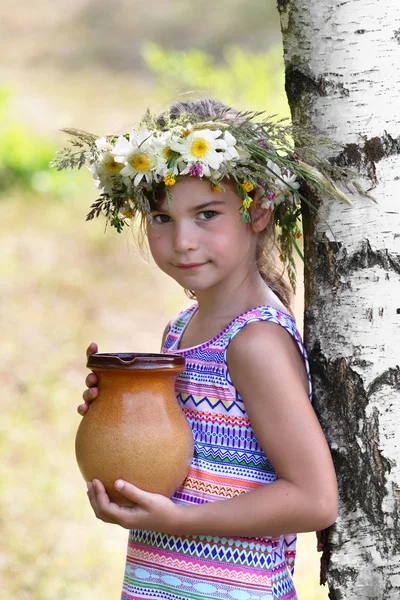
[162,303,197,352]
[223,305,312,402]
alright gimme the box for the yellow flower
[242,180,254,192]
[211,184,222,192]
[295,232,302,239]
[164,173,176,186]
[242,196,253,209]
[123,210,135,219]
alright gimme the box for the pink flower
[257,138,270,149]
[188,163,203,177]
[267,191,277,200]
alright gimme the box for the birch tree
[277,1,400,598]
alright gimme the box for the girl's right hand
[78,342,99,416]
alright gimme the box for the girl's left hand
[86,479,181,533]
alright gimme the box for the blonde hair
[140,99,293,313]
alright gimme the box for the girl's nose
[173,222,198,253]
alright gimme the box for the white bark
[278,1,400,598]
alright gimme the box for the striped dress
[121,304,312,600]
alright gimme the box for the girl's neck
[179,268,290,351]
[193,267,273,322]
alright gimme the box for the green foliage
[0,87,85,197]
[142,43,290,117]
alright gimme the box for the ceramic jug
[75,352,193,506]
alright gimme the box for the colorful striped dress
[121,304,312,600]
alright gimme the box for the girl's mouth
[174,262,207,270]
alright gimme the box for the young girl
[72,99,338,600]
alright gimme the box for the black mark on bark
[285,65,327,111]
[276,0,290,12]
[344,239,400,276]
[364,136,386,162]
[368,366,400,398]
[355,29,367,34]
[394,29,400,44]
[285,66,353,124]
[324,80,350,97]
[308,346,393,543]
[328,567,358,599]
[310,238,400,291]
[336,132,400,185]
[317,526,335,586]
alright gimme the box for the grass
[0,188,328,598]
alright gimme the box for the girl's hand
[78,342,98,416]
[86,479,181,533]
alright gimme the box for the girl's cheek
[147,233,166,262]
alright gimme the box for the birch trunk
[277,1,400,598]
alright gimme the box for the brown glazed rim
[87,352,185,371]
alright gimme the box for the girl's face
[146,177,257,293]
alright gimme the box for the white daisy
[261,198,274,210]
[170,129,227,170]
[266,159,282,179]
[222,131,239,161]
[90,151,124,193]
[113,129,158,185]
[277,167,301,205]
[265,160,301,204]
[153,131,182,177]
[280,168,300,192]
[95,137,114,153]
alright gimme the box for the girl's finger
[82,387,98,403]
[87,481,118,524]
[92,480,121,524]
[87,481,100,516]
[85,372,98,388]
[113,480,151,507]
[86,342,98,359]
[77,403,89,416]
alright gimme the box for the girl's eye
[198,210,217,220]
[153,214,171,224]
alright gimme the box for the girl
[74,99,338,600]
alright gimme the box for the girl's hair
[141,99,293,313]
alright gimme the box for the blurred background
[0,1,327,598]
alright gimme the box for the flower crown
[51,109,362,291]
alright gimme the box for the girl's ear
[250,189,273,232]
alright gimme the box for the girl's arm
[88,320,338,537]
[171,320,338,537]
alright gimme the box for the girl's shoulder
[227,304,298,339]
[226,306,311,401]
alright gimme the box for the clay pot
[75,352,193,506]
